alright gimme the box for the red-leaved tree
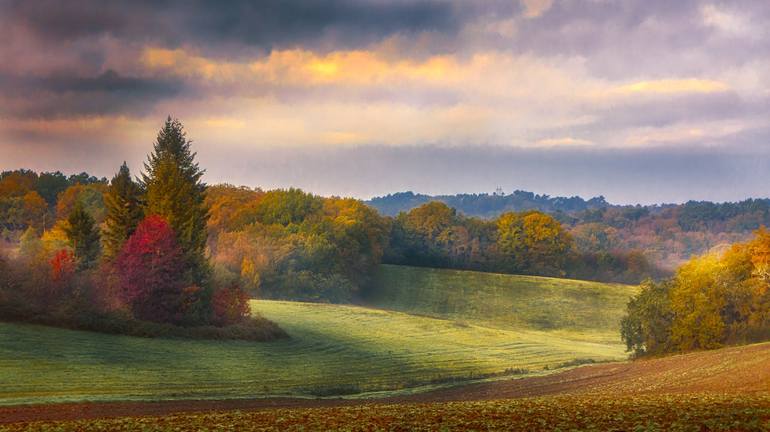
[115,215,193,324]
[211,284,250,326]
[50,249,76,284]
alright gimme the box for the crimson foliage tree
[115,215,199,324]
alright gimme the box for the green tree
[142,117,209,285]
[35,171,69,207]
[252,188,323,226]
[620,279,674,356]
[102,162,144,260]
[64,201,100,269]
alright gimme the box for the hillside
[366,264,637,342]
[366,190,609,218]
[0,266,634,406]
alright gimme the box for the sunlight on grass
[0,266,637,405]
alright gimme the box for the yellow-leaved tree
[669,254,726,351]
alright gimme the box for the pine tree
[102,162,143,260]
[141,117,209,285]
[64,201,100,269]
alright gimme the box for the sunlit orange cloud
[535,137,593,147]
[1,116,151,138]
[622,119,750,147]
[141,47,463,86]
[614,79,730,95]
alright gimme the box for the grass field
[367,264,637,340]
[0,265,636,406]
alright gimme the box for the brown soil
[2,342,769,424]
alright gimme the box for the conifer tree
[102,162,143,260]
[64,201,100,269]
[141,117,209,285]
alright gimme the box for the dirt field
[2,341,768,425]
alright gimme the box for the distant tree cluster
[621,228,770,356]
[371,192,770,273]
[207,187,389,302]
[0,170,105,238]
[385,201,658,283]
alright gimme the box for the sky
[2,0,770,204]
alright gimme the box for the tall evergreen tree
[102,162,143,260]
[64,201,100,269]
[142,117,209,285]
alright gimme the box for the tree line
[370,192,770,274]
[385,201,659,283]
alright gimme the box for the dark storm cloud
[0,0,462,117]
[5,0,460,53]
[0,70,184,118]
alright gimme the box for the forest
[371,191,770,272]
[1,118,769,356]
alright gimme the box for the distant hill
[367,190,610,218]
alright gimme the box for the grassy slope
[0,266,636,405]
[367,264,638,343]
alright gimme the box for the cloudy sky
[2,0,770,204]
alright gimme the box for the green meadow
[0,266,637,405]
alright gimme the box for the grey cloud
[474,0,770,79]
[4,0,460,54]
[592,92,750,129]
[0,70,184,118]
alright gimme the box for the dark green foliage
[35,171,69,206]
[67,172,107,186]
[252,188,323,226]
[63,201,100,269]
[620,279,674,356]
[102,162,144,260]
[142,117,209,285]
